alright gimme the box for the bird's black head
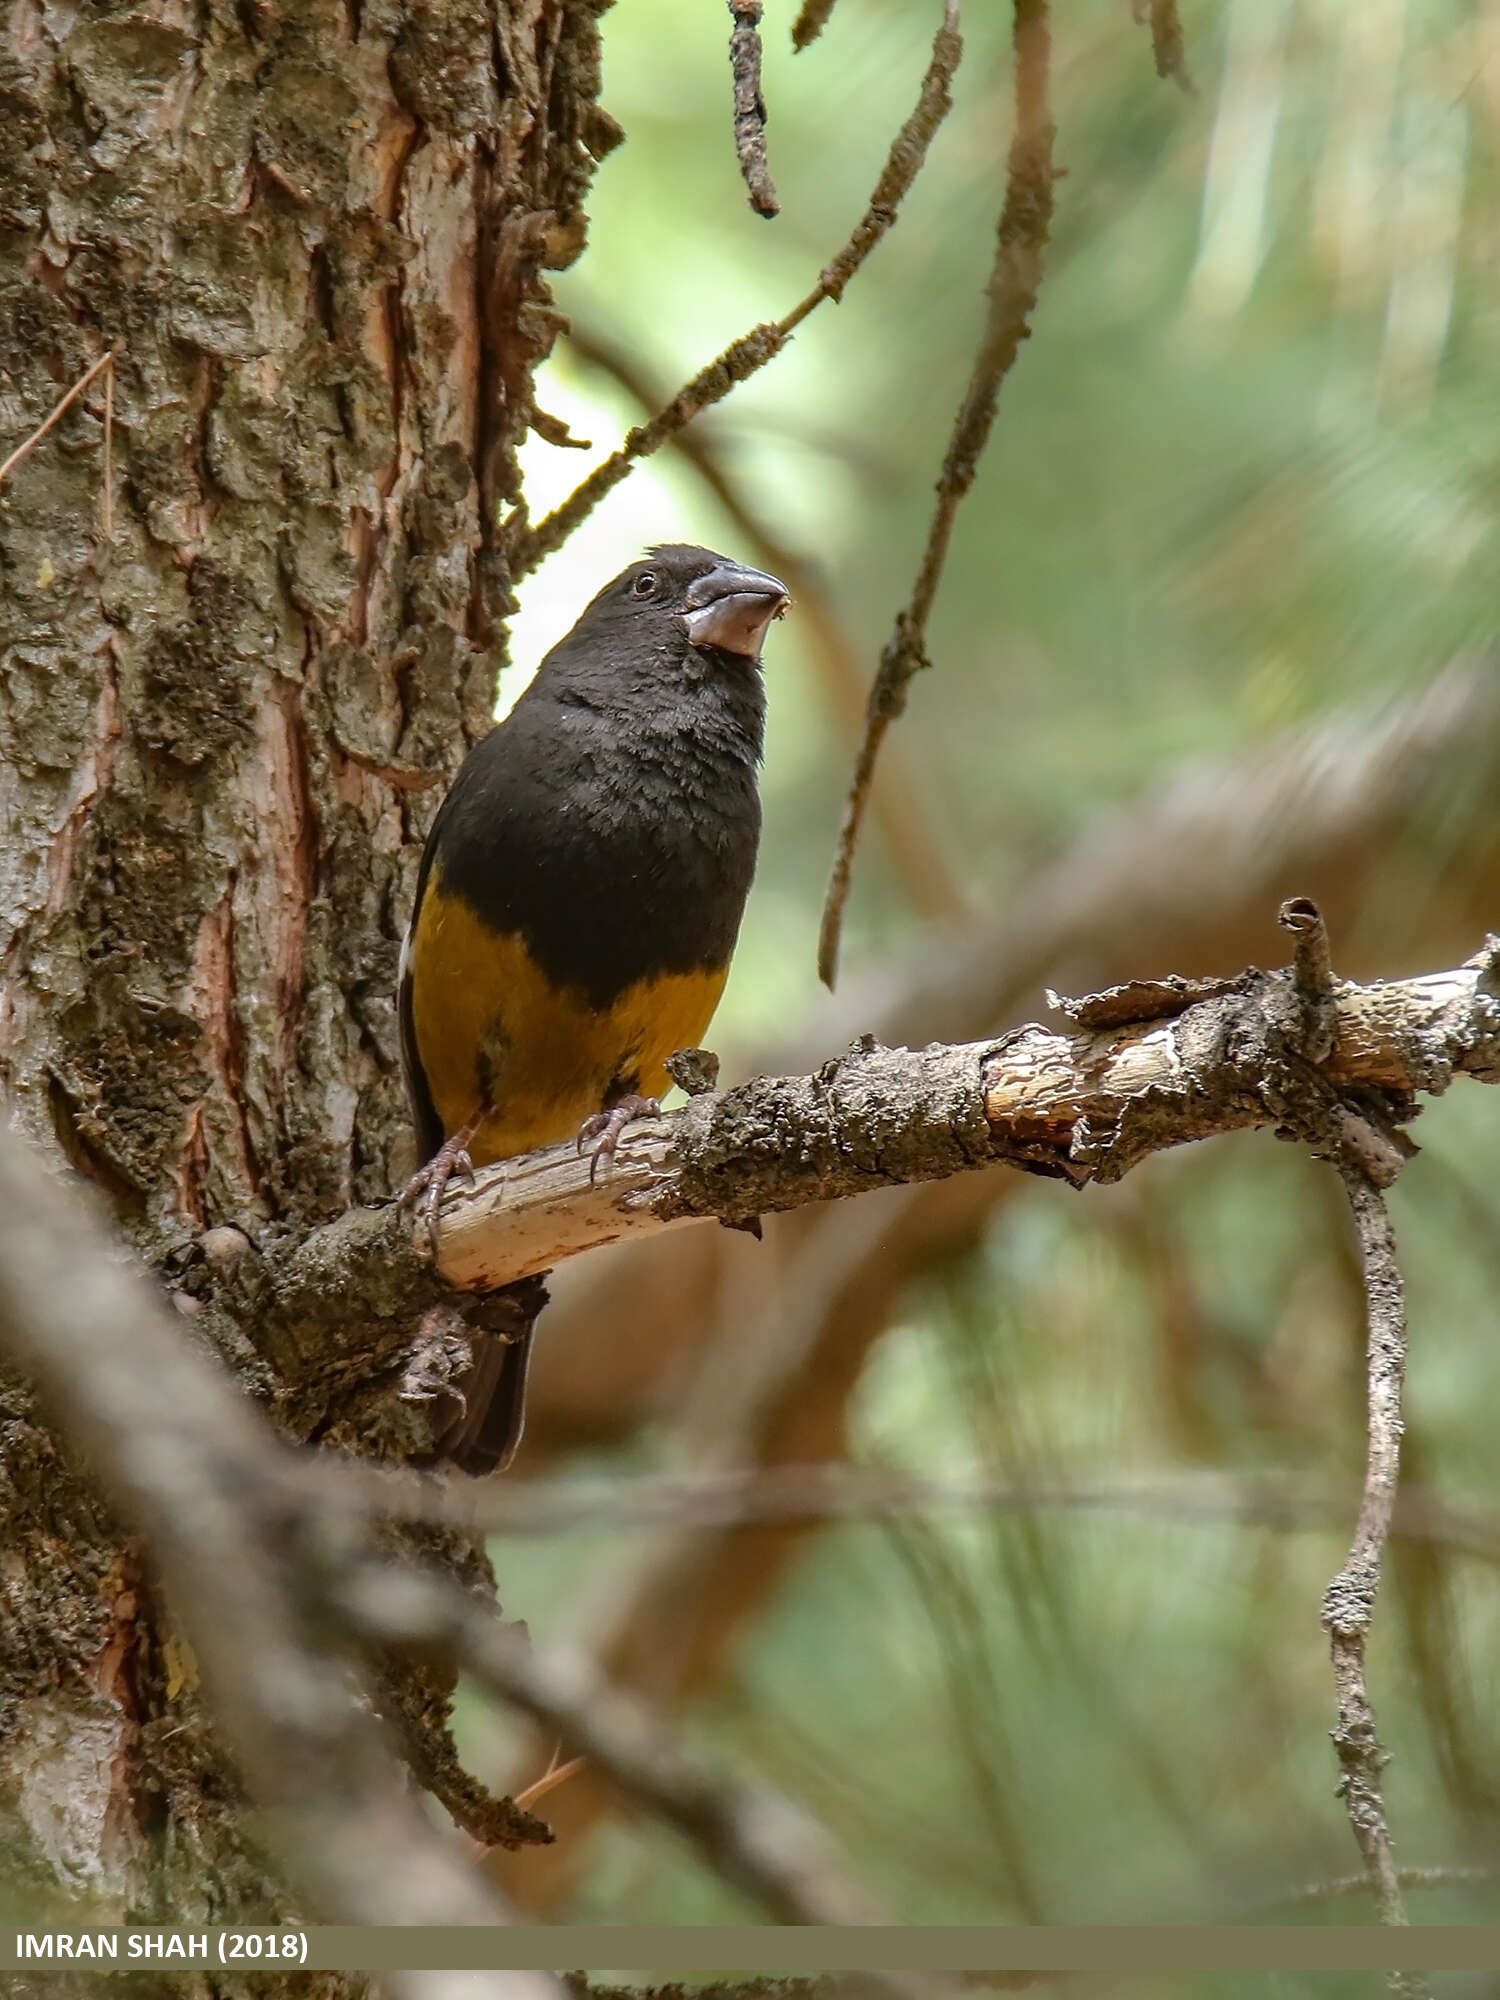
[575,544,791,666]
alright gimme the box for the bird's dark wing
[398,786,453,1167]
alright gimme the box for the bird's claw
[577,1095,660,1185]
[398,1126,481,1250]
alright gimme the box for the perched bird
[398,543,790,1473]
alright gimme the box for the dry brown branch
[401,946,1500,1293]
[332,1561,892,1928]
[1132,0,1193,92]
[0,1129,534,1944]
[792,0,841,51]
[507,2,963,578]
[563,323,970,929]
[818,0,1057,987]
[0,344,119,498]
[728,1,779,217]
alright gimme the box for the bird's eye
[631,571,658,599]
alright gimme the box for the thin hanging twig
[728,0,779,217]
[817,0,1056,987]
[1322,1170,1432,2000]
[0,344,120,495]
[1132,0,1193,93]
[1275,900,1428,1985]
[507,1,963,580]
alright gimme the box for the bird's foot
[577,1094,660,1184]
[400,1304,472,1412]
[398,1113,483,1250]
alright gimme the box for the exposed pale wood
[430,1130,700,1290]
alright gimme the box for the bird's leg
[576,1093,660,1185]
[399,1107,485,1249]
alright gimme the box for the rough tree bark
[0,0,615,1945]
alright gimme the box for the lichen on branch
[226,939,1500,1338]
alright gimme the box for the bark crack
[45,640,120,916]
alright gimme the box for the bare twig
[1283,903,1430,1977]
[818,0,1056,986]
[0,344,121,497]
[1283,1862,1493,1909]
[374,1653,552,1851]
[728,1,779,217]
[564,324,969,927]
[792,0,840,51]
[333,1562,892,1928]
[1321,1166,1433,1995]
[508,2,963,578]
[1132,0,1193,92]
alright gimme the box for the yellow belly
[409,881,727,1166]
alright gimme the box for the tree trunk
[0,0,614,1934]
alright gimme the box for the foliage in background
[461,0,1500,1962]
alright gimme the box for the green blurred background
[461,0,1500,1972]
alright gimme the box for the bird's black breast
[424,668,765,1012]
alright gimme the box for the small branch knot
[665,1046,721,1097]
[1261,904,1413,1187]
[1279,894,1337,1061]
[1322,1559,1378,1639]
[870,620,929,720]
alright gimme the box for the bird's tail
[435,1274,550,1476]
